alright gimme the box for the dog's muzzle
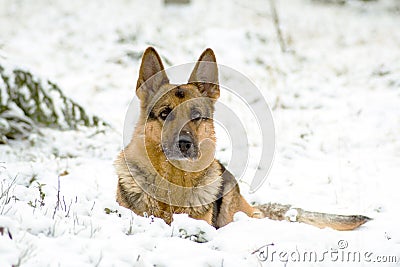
[177,134,197,159]
[163,133,198,160]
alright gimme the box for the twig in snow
[0,175,17,200]
[90,201,96,212]
[93,251,103,267]
[268,0,288,53]
[52,176,61,219]
[14,241,36,267]
[65,199,73,217]
[0,175,17,215]
[62,196,67,211]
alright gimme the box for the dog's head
[135,47,219,171]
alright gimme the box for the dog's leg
[192,208,213,225]
[255,203,371,231]
[238,196,264,219]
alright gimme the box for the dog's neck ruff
[116,157,222,208]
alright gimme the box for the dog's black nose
[178,135,195,158]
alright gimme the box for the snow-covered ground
[1,0,400,266]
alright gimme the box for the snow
[284,208,298,222]
[1,0,400,266]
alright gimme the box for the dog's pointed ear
[136,47,169,102]
[188,48,220,100]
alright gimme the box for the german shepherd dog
[114,47,370,230]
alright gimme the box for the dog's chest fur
[114,152,222,224]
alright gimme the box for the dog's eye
[159,108,172,120]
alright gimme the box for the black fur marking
[212,163,239,228]
[212,164,228,228]
[148,111,157,120]
[175,88,185,99]
[212,189,223,228]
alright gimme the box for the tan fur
[115,47,370,230]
